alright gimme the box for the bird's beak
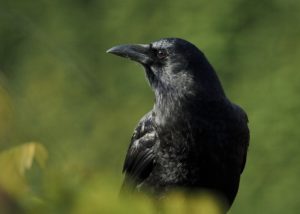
[106,44,152,65]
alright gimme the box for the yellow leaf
[0,142,48,196]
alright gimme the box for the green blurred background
[0,0,299,213]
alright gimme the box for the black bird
[107,38,249,209]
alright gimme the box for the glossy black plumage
[107,38,249,208]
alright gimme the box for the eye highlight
[156,49,168,59]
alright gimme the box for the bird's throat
[153,91,187,127]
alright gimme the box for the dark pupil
[157,50,166,59]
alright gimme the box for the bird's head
[107,38,224,102]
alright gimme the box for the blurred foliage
[0,0,299,213]
[0,142,47,195]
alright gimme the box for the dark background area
[0,0,299,213]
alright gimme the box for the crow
[107,38,249,209]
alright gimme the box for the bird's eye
[157,49,167,59]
